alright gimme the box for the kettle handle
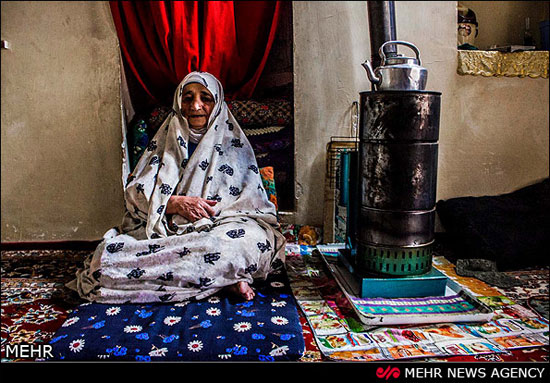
[379,40,421,65]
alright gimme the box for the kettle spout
[361,60,381,85]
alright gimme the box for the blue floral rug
[48,270,304,361]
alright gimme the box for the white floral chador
[68,72,286,303]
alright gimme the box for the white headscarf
[122,71,278,239]
[173,72,224,144]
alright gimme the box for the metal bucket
[357,90,441,276]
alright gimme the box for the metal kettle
[362,40,427,91]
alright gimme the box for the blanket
[49,269,305,361]
[436,178,550,270]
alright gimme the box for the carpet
[2,240,548,363]
[1,278,70,361]
[1,249,90,362]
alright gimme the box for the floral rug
[1,278,70,360]
[47,270,304,361]
[1,249,90,361]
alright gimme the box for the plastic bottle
[524,17,535,47]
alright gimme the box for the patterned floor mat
[1,278,71,361]
[497,269,550,319]
[1,249,91,280]
[2,245,548,363]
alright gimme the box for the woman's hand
[166,196,217,222]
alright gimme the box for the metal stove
[336,1,447,298]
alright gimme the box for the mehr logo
[5,343,53,359]
[377,366,401,380]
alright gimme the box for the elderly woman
[68,72,286,303]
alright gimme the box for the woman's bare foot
[226,281,255,301]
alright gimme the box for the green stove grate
[356,243,433,276]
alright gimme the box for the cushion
[436,178,550,270]
[48,270,304,361]
[129,106,172,170]
[227,99,293,127]
[249,127,293,211]
[259,166,278,210]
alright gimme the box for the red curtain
[110,1,281,105]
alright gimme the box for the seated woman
[67,72,286,303]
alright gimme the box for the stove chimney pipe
[367,1,397,70]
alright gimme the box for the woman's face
[180,83,215,130]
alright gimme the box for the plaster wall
[1,1,124,241]
[292,1,549,225]
[291,1,372,224]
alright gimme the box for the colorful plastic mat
[285,244,549,362]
